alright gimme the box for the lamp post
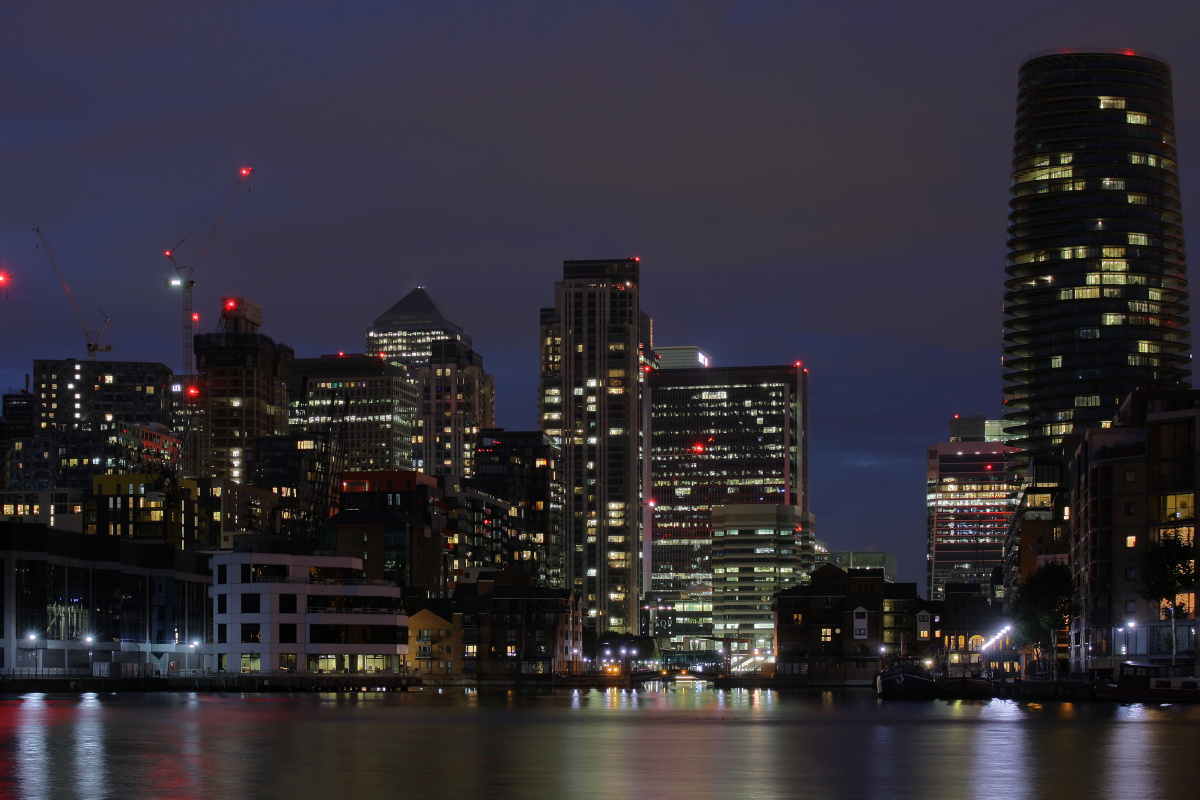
[85,636,93,676]
[1124,622,1135,658]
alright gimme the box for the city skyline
[5,3,1200,585]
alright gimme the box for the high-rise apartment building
[30,358,174,434]
[473,429,564,587]
[192,298,293,482]
[539,258,653,633]
[290,354,417,471]
[414,339,494,479]
[646,363,810,645]
[366,287,471,372]
[926,420,1019,602]
[1003,49,1190,470]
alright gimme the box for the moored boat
[876,662,938,699]
[1094,661,1200,703]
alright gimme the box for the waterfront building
[365,287,471,372]
[926,422,1019,602]
[1003,49,1190,471]
[1067,389,1200,674]
[774,565,929,686]
[538,258,653,634]
[8,421,180,493]
[472,429,565,588]
[647,362,810,646]
[0,521,210,673]
[414,339,494,479]
[711,504,813,663]
[192,298,293,482]
[209,550,409,674]
[289,354,417,472]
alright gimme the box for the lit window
[1127,113,1149,125]
[1126,535,1137,548]
[1099,97,1126,109]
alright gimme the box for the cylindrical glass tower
[1004,49,1190,468]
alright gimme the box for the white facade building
[210,551,409,674]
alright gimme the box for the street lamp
[1124,622,1136,657]
[85,636,93,675]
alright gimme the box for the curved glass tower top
[1003,49,1190,468]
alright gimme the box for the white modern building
[210,551,409,674]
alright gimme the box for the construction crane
[164,166,253,377]
[32,227,113,360]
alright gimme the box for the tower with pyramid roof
[366,287,472,371]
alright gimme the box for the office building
[711,504,814,661]
[30,358,174,434]
[538,258,653,633]
[414,339,494,479]
[656,346,711,370]
[646,362,810,645]
[1,521,210,673]
[927,421,1019,602]
[365,287,471,372]
[1003,49,1190,471]
[192,298,294,482]
[289,354,417,472]
[824,551,900,583]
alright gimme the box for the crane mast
[33,227,113,360]
[164,166,253,377]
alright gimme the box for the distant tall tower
[1004,49,1190,469]
[539,258,653,633]
[366,287,471,372]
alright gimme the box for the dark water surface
[1,685,1197,799]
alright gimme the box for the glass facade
[926,440,1018,602]
[1004,49,1190,468]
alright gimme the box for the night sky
[4,2,1200,586]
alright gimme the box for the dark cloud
[4,0,1200,585]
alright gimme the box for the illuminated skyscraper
[366,287,471,372]
[538,258,652,634]
[1004,49,1190,469]
[926,418,1018,602]
[647,363,811,646]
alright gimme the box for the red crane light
[186,386,199,397]
[693,444,705,453]
[240,167,252,176]
[164,250,172,258]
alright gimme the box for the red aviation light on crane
[186,386,200,397]
[240,167,252,177]
[192,312,199,322]
[693,443,705,454]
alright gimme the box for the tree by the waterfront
[1137,531,1196,667]
[1012,561,1075,674]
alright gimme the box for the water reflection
[1,690,1200,799]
